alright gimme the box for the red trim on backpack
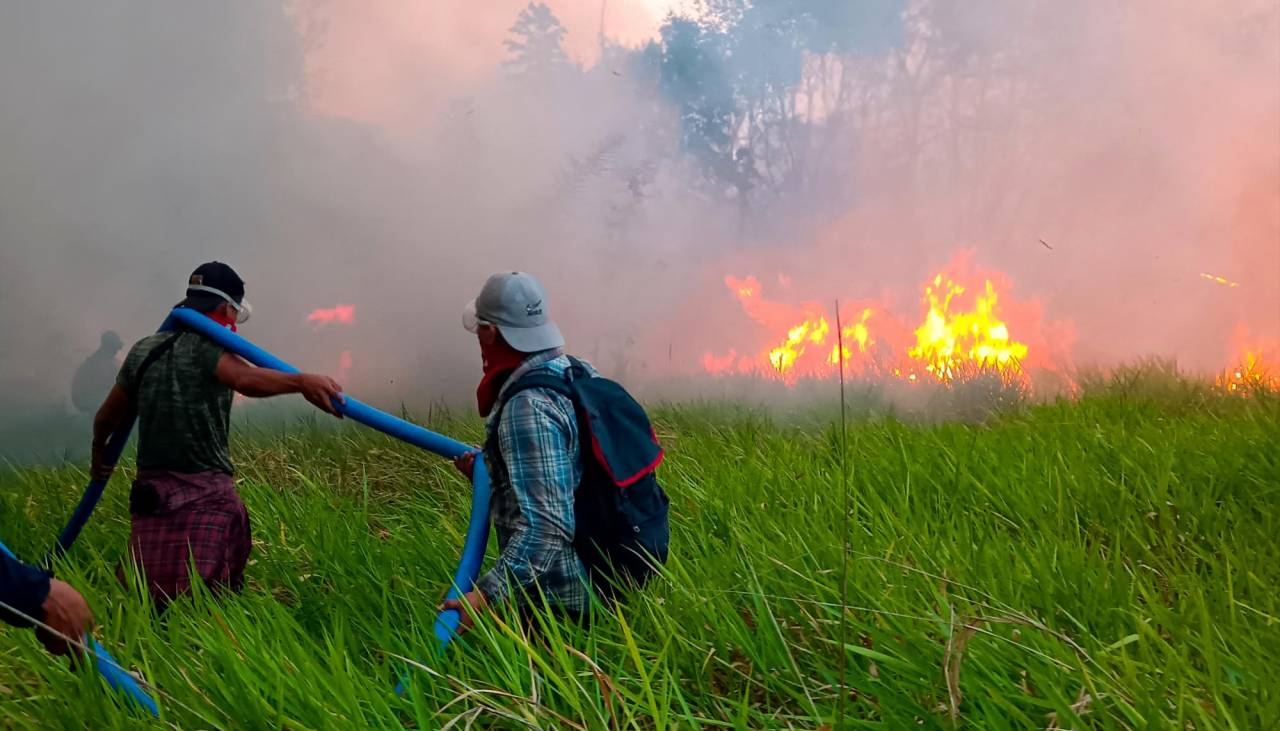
[620,449,666,488]
[589,428,665,489]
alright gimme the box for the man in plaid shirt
[447,272,592,631]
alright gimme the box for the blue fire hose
[0,538,160,717]
[48,307,492,687]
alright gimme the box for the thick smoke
[650,0,1280,378]
[0,0,736,460]
[1,1,1277,460]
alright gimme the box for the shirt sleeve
[475,392,577,604]
[0,549,50,629]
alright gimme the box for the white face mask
[188,284,252,324]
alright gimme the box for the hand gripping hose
[49,308,492,669]
[0,539,160,717]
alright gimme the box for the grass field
[0,372,1276,729]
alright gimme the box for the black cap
[178,261,245,312]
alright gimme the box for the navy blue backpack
[489,357,670,601]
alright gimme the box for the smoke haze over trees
[0,0,1276,459]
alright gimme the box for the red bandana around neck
[206,308,238,333]
[476,338,527,417]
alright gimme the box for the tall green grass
[0,375,1276,729]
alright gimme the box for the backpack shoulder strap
[486,369,578,449]
[493,372,575,420]
[564,356,590,380]
[127,332,183,400]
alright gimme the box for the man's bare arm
[90,385,133,479]
[214,352,345,416]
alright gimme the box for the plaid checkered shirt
[476,350,592,613]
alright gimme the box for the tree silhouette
[504,3,570,76]
[646,0,904,215]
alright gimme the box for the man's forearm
[226,368,302,398]
[215,354,343,415]
[91,417,111,450]
[92,386,131,450]
[92,411,118,448]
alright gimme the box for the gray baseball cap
[463,272,564,353]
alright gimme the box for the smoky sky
[1,0,1277,439]
[0,1,726,417]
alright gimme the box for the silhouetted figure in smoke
[71,331,123,414]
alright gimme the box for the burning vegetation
[701,254,1053,388]
[1217,352,1278,396]
[307,304,356,327]
[907,274,1028,384]
[1216,326,1279,397]
[698,253,1275,399]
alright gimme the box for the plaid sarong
[127,470,250,609]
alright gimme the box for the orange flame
[307,304,355,326]
[1216,351,1277,395]
[705,275,891,382]
[767,314,830,374]
[907,274,1028,383]
[828,308,875,366]
[704,255,1043,384]
[1216,325,1278,396]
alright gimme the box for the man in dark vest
[90,262,345,609]
[71,330,123,414]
